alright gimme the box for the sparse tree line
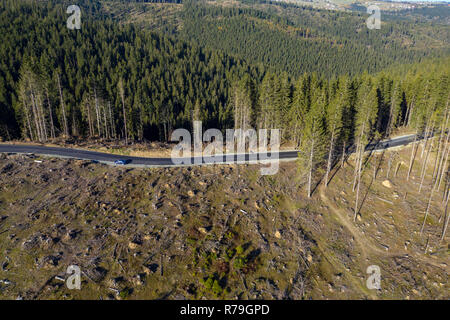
[231,61,449,238]
[233,64,448,187]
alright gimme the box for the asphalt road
[0,134,419,167]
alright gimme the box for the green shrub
[233,256,247,269]
[235,245,244,256]
[226,248,236,260]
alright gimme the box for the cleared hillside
[0,141,448,299]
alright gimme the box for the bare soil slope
[0,144,448,299]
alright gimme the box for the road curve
[0,134,419,167]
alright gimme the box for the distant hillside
[101,0,450,77]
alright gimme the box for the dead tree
[341,142,346,168]
[438,145,449,193]
[45,87,55,139]
[118,79,128,145]
[108,101,115,139]
[421,186,435,235]
[441,200,449,242]
[94,87,101,137]
[404,95,415,128]
[386,152,392,179]
[103,104,109,139]
[407,133,419,181]
[432,107,449,184]
[56,73,69,137]
[354,144,364,221]
[37,93,48,141]
[419,138,434,192]
[394,161,402,178]
[84,96,94,137]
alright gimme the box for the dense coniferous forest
[0,0,448,164]
[104,0,449,78]
[385,5,450,25]
[0,0,262,141]
[179,1,449,77]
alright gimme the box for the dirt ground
[0,142,448,300]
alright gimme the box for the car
[114,159,130,165]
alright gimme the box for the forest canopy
[0,0,448,152]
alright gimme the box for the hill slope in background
[101,0,450,77]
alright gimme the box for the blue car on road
[114,159,131,165]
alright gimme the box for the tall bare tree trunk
[407,133,419,181]
[445,184,449,208]
[108,101,115,139]
[432,108,449,183]
[22,97,34,141]
[37,94,48,141]
[25,108,34,140]
[352,151,358,191]
[119,79,128,145]
[386,152,392,179]
[421,118,434,158]
[441,199,449,242]
[307,139,315,198]
[433,107,449,186]
[103,105,109,139]
[85,99,93,137]
[421,187,435,234]
[373,154,378,179]
[419,138,434,192]
[31,91,42,141]
[354,172,361,221]
[29,87,42,142]
[45,87,55,139]
[405,96,415,127]
[341,141,346,168]
[325,130,335,187]
[437,143,449,193]
[435,132,449,189]
[94,87,101,137]
[56,73,69,137]
[438,149,449,224]
[354,144,364,221]
[353,118,367,192]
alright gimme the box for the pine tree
[353,77,378,220]
[298,86,327,198]
[56,72,69,138]
[386,80,403,137]
[258,73,276,130]
[325,80,344,187]
[233,75,256,131]
[118,78,128,145]
[289,74,310,147]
